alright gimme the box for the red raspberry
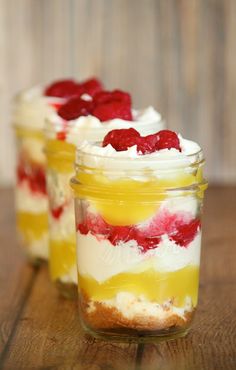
[49,102,64,111]
[108,226,136,245]
[58,97,94,121]
[77,213,110,237]
[155,130,181,151]
[93,89,132,122]
[51,205,64,219]
[102,128,140,151]
[94,89,131,105]
[140,210,192,238]
[80,78,103,97]
[93,91,113,105]
[112,90,131,104]
[77,222,89,235]
[17,163,27,183]
[44,79,83,98]
[137,235,161,252]
[17,162,46,195]
[93,102,132,122]
[102,129,181,153]
[137,130,181,154]
[107,225,161,252]
[136,134,159,154]
[56,131,67,141]
[87,213,110,236]
[30,167,47,195]
[170,219,201,247]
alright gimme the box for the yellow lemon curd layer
[72,169,204,226]
[79,265,199,307]
[17,211,48,245]
[15,126,44,140]
[49,235,76,280]
[46,139,75,173]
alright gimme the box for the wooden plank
[138,185,236,370]
[1,186,236,368]
[0,189,36,357]
[2,265,138,370]
[137,284,236,370]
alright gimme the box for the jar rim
[70,176,208,199]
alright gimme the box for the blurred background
[0,0,235,186]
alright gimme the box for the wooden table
[0,187,235,370]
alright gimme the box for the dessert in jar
[13,78,87,263]
[71,128,208,340]
[45,89,164,298]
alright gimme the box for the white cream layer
[13,86,64,130]
[159,196,198,217]
[59,265,77,285]
[16,182,47,213]
[88,292,193,320]
[47,170,72,207]
[49,200,75,240]
[26,232,49,260]
[20,136,46,165]
[77,232,201,283]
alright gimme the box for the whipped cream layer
[46,106,164,144]
[77,232,201,283]
[49,201,75,240]
[47,171,72,206]
[76,136,202,181]
[159,196,198,217]
[60,265,77,285]
[89,292,193,319]
[16,182,47,213]
[25,233,49,260]
[13,86,64,130]
[20,136,46,164]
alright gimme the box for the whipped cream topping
[77,232,201,283]
[76,135,202,180]
[13,86,65,130]
[45,106,164,144]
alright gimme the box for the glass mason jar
[13,105,49,264]
[14,126,47,263]
[13,89,63,264]
[45,110,164,298]
[71,145,208,341]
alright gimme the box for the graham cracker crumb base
[80,291,194,332]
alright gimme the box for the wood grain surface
[0,186,235,370]
[0,0,236,185]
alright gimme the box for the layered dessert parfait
[71,128,207,340]
[45,89,164,297]
[13,78,94,262]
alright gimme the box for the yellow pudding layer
[46,139,75,173]
[72,170,204,226]
[17,211,48,245]
[49,236,76,280]
[79,265,199,307]
[15,126,44,140]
